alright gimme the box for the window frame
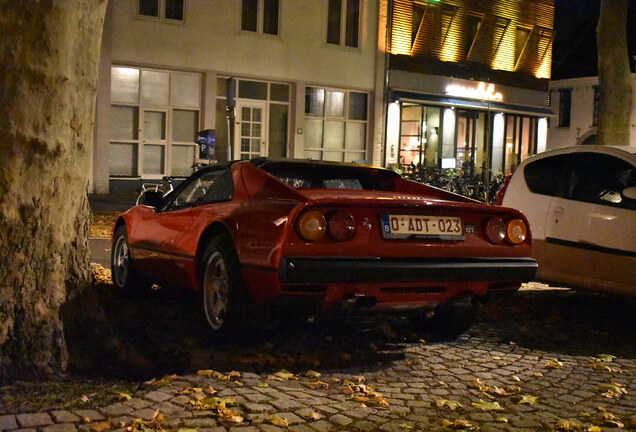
[304,86,368,162]
[558,88,572,128]
[109,66,202,179]
[138,0,186,23]
[241,0,280,36]
[592,85,600,127]
[326,0,361,48]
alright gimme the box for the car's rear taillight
[505,218,527,245]
[484,217,528,245]
[296,210,327,241]
[296,210,356,242]
[484,217,506,244]
[327,211,356,241]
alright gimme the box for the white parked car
[500,145,636,297]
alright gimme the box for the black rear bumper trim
[281,257,538,284]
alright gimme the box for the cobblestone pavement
[1,285,635,432]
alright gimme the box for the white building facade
[548,74,636,149]
[93,0,381,193]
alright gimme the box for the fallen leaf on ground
[217,406,243,424]
[596,382,627,398]
[495,417,509,423]
[254,381,269,388]
[598,410,625,428]
[118,393,132,401]
[90,421,112,432]
[399,423,414,429]
[268,369,296,381]
[595,354,617,362]
[302,381,329,389]
[554,418,582,431]
[435,399,463,411]
[468,379,489,392]
[144,374,180,387]
[305,370,321,379]
[517,395,539,405]
[352,394,390,407]
[546,359,564,369]
[441,419,478,430]
[471,399,504,411]
[267,415,289,427]
[302,410,324,421]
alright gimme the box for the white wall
[548,74,636,150]
[110,0,377,90]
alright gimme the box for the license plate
[380,214,464,240]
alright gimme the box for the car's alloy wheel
[111,225,142,292]
[203,250,231,330]
[112,234,130,288]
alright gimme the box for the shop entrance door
[234,101,268,160]
[455,110,479,175]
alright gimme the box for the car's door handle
[552,206,564,223]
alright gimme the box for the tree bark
[0,1,107,380]
[597,0,632,146]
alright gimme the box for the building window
[138,0,184,21]
[558,88,572,128]
[592,85,600,126]
[465,14,482,59]
[327,0,360,48]
[304,87,367,162]
[110,66,201,178]
[241,0,279,35]
[515,26,531,65]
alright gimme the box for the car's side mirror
[622,186,636,201]
[140,190,164,208]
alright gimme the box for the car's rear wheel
[410,300,480,340]
[111,225,142,293]
[201,235,251,333]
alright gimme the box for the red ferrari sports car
[112,158,536,336]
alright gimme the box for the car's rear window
[259,162,397,191]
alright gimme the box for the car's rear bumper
[280,257,538,284]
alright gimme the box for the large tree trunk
[597,0,632,146]
[0,1,107,380]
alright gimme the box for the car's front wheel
[111,225,142,293]
[201,235,251,333]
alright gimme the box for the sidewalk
[88,194,137,214]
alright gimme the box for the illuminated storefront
[386,82,550,177]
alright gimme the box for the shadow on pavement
[77,283,636,381]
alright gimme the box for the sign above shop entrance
[445,82,503,102]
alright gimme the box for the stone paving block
[123,398,153,410]
[144,391,172,403]
[242,403,276,414]
[12,429,37,432]
[226,426,258,432]
[110,416,135,428]
[50,411,79,424]
[170,395,192,406]
[307,420,334,432]
[155,401,183,415]
[328,414,352,426]
[275,412,305,425]
[102,403,134,417]
[16,413,53,428]
[351,420,378,431]
[0,415,18,431]
[73,410,105,423]
[269,398,305,411]
[130,408,158,421]
[183,418,219,428]
[42,424,77,432]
